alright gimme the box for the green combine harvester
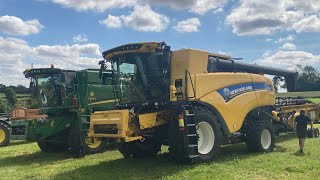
[0,66,115,155]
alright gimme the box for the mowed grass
[1,125,320,180]
[0,93,29,97]
[276,91,320,98]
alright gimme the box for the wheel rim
[197,121,215,155]
[85,137,102,149]
[261,129,272,149]
[0,128,6,143]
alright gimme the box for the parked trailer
[272,97,320,137]
[0,108,47,147]
[89,42,298,163]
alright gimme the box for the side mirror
[99,60,107,79]
[61,72,66,82]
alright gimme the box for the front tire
[84,137,108,154]
[0,124,10,147]
[246,116,275,152]
[168,107,223,163]
[196,109,223,161]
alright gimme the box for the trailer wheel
[307,128,314,138]
[0,124,10,147]
[196,109,223,161]
[37,142,69,152]
[84,137,107,154]
[246,116,275,152]
[119,139,161,158]
[314,128,320,138]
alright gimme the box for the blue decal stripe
[217,82,272,102]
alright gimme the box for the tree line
[0,84,30,94]
[273,65,320,92]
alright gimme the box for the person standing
[294,110,313,153]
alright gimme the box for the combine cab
[88,42,299,163]
[23,67,114,155]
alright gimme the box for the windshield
[34,75,61,107]
[111,52,170,104]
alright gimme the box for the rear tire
[119,139,161,158]
[246,116,275,152]
[0,124,10,147]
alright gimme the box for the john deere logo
[223,88,230,99]
[90,92,95,97]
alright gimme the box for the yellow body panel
[139,113,157,129]
[170,49,275,133]
[89,110,133,140]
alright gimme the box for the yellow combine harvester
[90,42,298,163]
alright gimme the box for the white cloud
[143,0,195,10]
[99,15,122,28]
[280,42,296,50]
[144,0,227,15]
[173,18,201,33]
[0,15,44,36]
[293,15,320,33]
[218,51,231,56]
[0,36,101,86]
[274,34,295,43]
[265,38,273,42]
[226,1,320,35]
[47,0,136,12]
[256,50,320,69]
[121,5,169,32]
[73,34,88,43]
[190,0,228,15]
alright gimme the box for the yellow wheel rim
[0,129,6,143]
[85,137,102,149]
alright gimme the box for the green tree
[0,98,9,113]
[296,65,320,91]
[4,88,17,108]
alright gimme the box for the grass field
[0,93,29,97]
[1,125,320,180]
[276,91,320,98]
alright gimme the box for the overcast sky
[1,0,320,86]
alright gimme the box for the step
[188,144,198,147]
[187,134,197,137]
[189,155,199,158]
[187,124,196,127]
